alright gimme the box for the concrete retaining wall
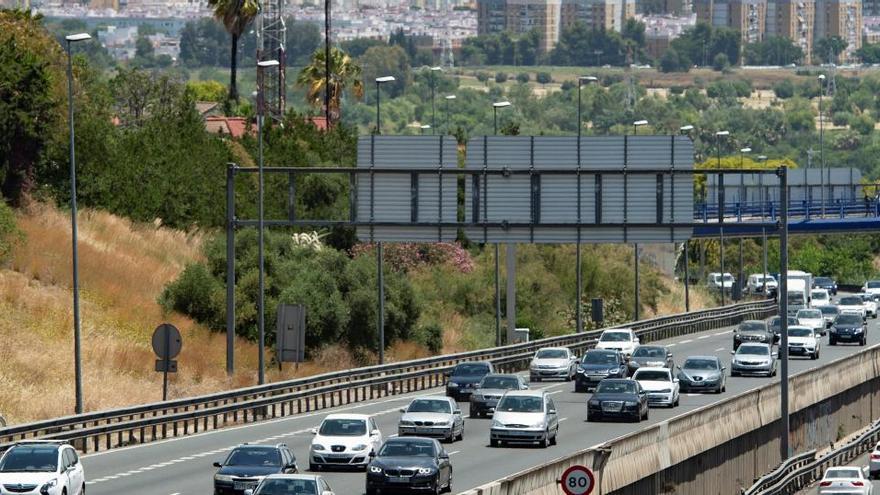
[461,345,880,495]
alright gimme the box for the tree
[660,47,689,72]
[297,47,364,124]
[360,45,411,98]
[712,52,730,71]
[286,19,321,66]
[494,71,508,83]
[772,79,795,99]
[207,0,260,102]
[743,36,804,66]
[856,43,880,64]
[816,36,848,64]
[536,72,552,85]
[516,72,530,84]
[186,80,227,102]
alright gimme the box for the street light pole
[575,76,597,333]
[818,74,826,217]
[65,32,91,415]
[430,67,441,135]
[680,125,694,312]
[491,100,512,343]
[445,95,455,135]
[715,131,729,305]
[375,76,395,135]
[492,100,511,136]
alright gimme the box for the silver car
[490,390,559,448]
[529,347,578,382]
[730,343,777,377]
[469,374,528,418]
[397,396,464,443]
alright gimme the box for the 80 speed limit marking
[559,465,595,495]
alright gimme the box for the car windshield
[452,364,489,376]
[867,281,880,289]
[787,293,805,303]
[683,359,719,370]
[407,399,451,414]
[256,479,318,495]
[535,349,567,359]
[378,440,436,458]
[480,376,520,389]
[319,419,366,436]
[634,370,669,381]
[820,306,839,316]
[798,310,821,319]
[815,277,832,285]
[0,446,58,472]
[825,468,861,479]
[632,347,665,358]
[737,345,770,356]
[722,275,734,282]
[496,395,544,413]
[840,297,862,305]
[788,328,813,337]
[836,314,863,325]
[596,381,637,394]
[756,275,774,282]
[583,352,619,365]
[811,291,827,300]
[226,448,281,467]
[740,322,766,332]
[600,332,630,342]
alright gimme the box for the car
[627,345,674,374]
[676,356,726,393]
[814,276,838,296]
[747,273,778,295]
[856,293,879,318]
[445,361,494,401]
[574,349,628,393]
[786,325,820,360]
[730,343,777,377]
[829,313,868,346]
[767,315,799,343]
[365,437,452,495]
[870,442,880,479]
[398,396,464,442]
[838,295,867,320]
[707,272,734,292]
[817,305,840,328]
[594,328,640,358]
[797,308,826,336]
[309,414,382,471]
[0,441,85,495]
[490,390,559,448]
[862,280,880,297]
[818,466,873,494]
[810,288,831,308]
[586,378,649,422]
[632,367,679,407]
[244,474,335,495]
[733,320,774,350]
[528,347,578,382]
[213,444,298,494]
[469,374,527,418]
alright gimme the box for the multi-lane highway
[83,304,880,495]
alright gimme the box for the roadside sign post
[559,465,595,495]
[152,323,182,401]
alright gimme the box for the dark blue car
[213,444,297,495]
[586,379,649,422]
[829,313,867,346]
[574,349,628,393]
[445,361,494,401]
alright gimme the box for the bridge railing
[695,198,880,222]
[0,300,775,454]
[742,450,816,495]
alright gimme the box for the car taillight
[852,481,864,486]
[872,453,880,460]
[819,481,832,486]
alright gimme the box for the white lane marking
[680,339,693,344]
[448,451,460,455]
[548,390,563,395]
[559,417,569,422]
[170,493,181,495]
[714,330,733,336]
[698,335,710,340]
[715,347,725,352]
[667,343,676,347]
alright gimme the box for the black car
[733,320,774,350]
[213,444,298,495]
[574,349,628,393]
[366,437,452,495]
[813,276,838,295]
[445,361,494,401]
[767,316,799,343]
[586,379,649,422]
[627,345,674,374]
[677,356,726,393]
[469,374,527,418]
[829,313,868,346]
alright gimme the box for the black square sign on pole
[276,304,306,364]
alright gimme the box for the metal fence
[0,300,774,455]
[742,450,817,495]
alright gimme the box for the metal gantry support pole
[257,96,266,386]
[684,241,690,312]
[762,228,768,297]
[226,165,236,375]
[779,166,790,459]
[634,244,640,320]
[66,39,84,415]
[739,238,744,299]
[378,242,385,364]
[720,230,725,306]
[495,244,501,346]
[506,244,516,343]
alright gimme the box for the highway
[798,451,879,494]
[83,302,880,495]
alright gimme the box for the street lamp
[593,49,603,67]
[818,74,826,216]
[739,147,751,169]
[444,95,456,135]
[493,100,511,135]
[420,124,431,135]
[375,76,396,135]
[577,76,598,138]
[65,31,91,415]
[255,59,279,385]
[633,120,648,135]
[574,76,597,334]
[429,67,442,135]
[715,131,729,169]
[679,124,694,135]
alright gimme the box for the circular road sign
[151,323,182,360]
[560,465,595,495]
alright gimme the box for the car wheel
[830,338,837,346]
[550,428,558,446]
[490,439,499,447]
[673,395,679,407]
[433,479,442,495]
[575,383,585,393]
[542,432,551,448]
[731,371,739,377]
[533,377,541,382]
[366,487,377,495]
[586,413,595,422]
[82,484,86,495]
[469,409,477,419]
[862,338,867,346]
[444,472,453,493]
[310,463,320,472]
[456,427,464,442]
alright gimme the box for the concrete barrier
[463,344,880,495]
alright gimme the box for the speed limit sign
[559,465,595,495]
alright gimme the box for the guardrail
[0,299,775,455]
[742,450,817,495]
[696,198,880,222]
[747,419,880,495]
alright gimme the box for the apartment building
[560,0,635,32]
[696,0,766,43]
[766,0,814,63]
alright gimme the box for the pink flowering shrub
[351,242,474,273]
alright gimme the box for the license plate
[389,477,410,483]
[602,402,622,412]
[234,481,257,490]
[416,428,434,434]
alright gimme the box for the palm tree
[207,0,260,103]
[297,47,364,125]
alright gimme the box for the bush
[494,71,508,83]
[0,200,21,264]
[772,79,795,99]
[832,111,853,126]
[560,80,575,91]
[516,72,530,84]
[159,263,223,327]
[475,71,489,85]
[712,53,730,71]
[536,72,552,85]
[669,85,686,95]
[850,113,875,135]
[414,323,443,353]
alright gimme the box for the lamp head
[65,33,91,42]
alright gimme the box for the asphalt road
[83,300,880,495]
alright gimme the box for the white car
[857,293,878,319]
[310,414,383,470]
[0,441,85,495]
[870,442,880,479]
[595,329,640,358]
[246,474,335,495]
[747,273,778,294]
[863,280,880,297]
[786,325,820,360]
[708,272,735,291]
[632,367,679,407]
[397,396,464,442]
[529,347,578,382]
[818,466,873,494]
[838,295,867,320]
[797,308,826,336]
[490,390,559,448]
[810,289,830,308]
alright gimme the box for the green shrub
[0,200,22,264]
[159,263,223,326]
[414,323,443,353]
[494,71,508,83]
[516,72,530,84]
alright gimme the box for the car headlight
[531,421,546,428]
[492,419,504,427]
[624,401,638,406]
[435,420,452,427]
[418,467,435,475]
[855,328,864,333]
[369,466,383,474]
[657,388,672,393]
[214,474,233,482]
[576,367,585,374]
[589,399,600,406]
[447,382,459,387]
[311,443,325,451]
[399,420,414,426]
[353,444,368,451]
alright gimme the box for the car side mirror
[673,378,679,383]
[399,407,407,413]
[323,491,335,495]
[730,351,735,355]
[668,353,673,359]
[548,408,557,415]
[311,428,318,435]
[444,371,451,378]
[440,453,450,460]
[244,490,254,495]
[369,451,377,458]
[213,462,223,468]
[371,429,380,436]
[473,384,481,389]
[721,366,726,371]
[453,410,461,415]
[771,352,778,358]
